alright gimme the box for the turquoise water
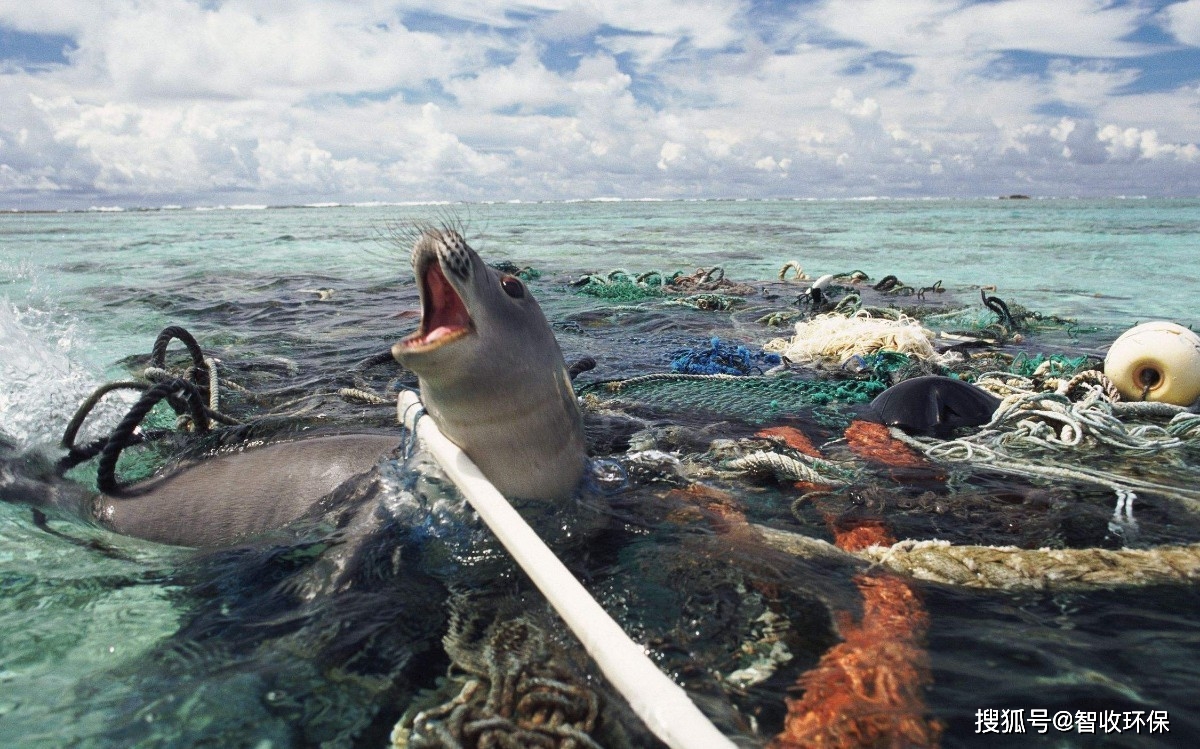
[4,199,1198,363]
[2,199,1199,746]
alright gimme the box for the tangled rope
[764,311,954,367]
[571,266,760,302]
[140,326,242,423]
[57,326,242,479]
[668,338,780,376]
[666,266,756,295]
[944,387,1199,456]
[57,325,399,489]
[880,367,1200,515]
[338,350,405,405]
[871,274,916,296]
[663,293,744,311]
[832,269,870,283]
[95,379,211,494]
[395,602,605,749]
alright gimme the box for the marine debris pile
[40,255,1200,749]
[568,260,1200,745]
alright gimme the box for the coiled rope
[95,379,210,494]
[947,387,1199,456]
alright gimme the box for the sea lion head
[391,226,587,501]
[392,227,556,380]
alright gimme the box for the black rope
[60,381,151,454]
[350,349,406,396]
[567,357,596,381]
[58,436,119,474]
[357,350,398,370]
[151,325,244,425]
[873,274,901,291]
[151,325,207,372]
[980,289,1016,328]
[97,379,210,495]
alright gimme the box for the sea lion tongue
[400,248,473,352]
[423,263,471,344]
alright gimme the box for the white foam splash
[0,299,133,449]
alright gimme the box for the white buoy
[1105,321,1200,406]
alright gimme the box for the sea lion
[91,434,401,547]
[392,227,587,502]
[8,228,583,547]
[866,375,1000,438]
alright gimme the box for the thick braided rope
[752,526,1200,591]
[859,539,1200,590]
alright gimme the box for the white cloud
[1099,124,1200,161]
[831,88,881,120]
[657,141,685,170]
[1162,0,1200,46]
[0,0,1198,206]
[445,45,567,113]
[814,0,1149,59]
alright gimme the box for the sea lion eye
[501,275,525,299]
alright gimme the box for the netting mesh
[578,374,887,424]
[576,279,666,301]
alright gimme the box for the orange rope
[757,425,823,457]
[669,422,945,748]
[844,420,937,471]
[772,444,943,748]
[771,571,942,748]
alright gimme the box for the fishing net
[668,338,781,375]
[575,279,666,302]
[571,269,668,302]
[578,373,887,424]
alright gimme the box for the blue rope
[668,337,781,376]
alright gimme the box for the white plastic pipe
[398,391,737,749]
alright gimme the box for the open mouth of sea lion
[400,257,473,352]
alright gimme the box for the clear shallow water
[1,199,1199,747]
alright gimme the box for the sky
[1,0,1199,209]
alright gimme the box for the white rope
[889,427,1200,513]
[396,390,736,749]
[932,387,1199,456]
[727,450,850,485]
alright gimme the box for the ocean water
[2,199,1199,747]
